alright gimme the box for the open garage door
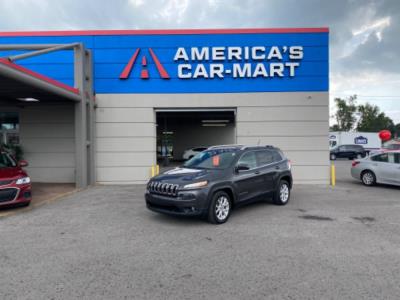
[155,109,236,167]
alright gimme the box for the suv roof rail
[240,145,276,150]
[207,144,244,149]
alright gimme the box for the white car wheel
[362,171,375,186]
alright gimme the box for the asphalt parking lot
[1,161,400,299]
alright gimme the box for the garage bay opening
[156,109,236,169]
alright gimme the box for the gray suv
[145,145,293,224]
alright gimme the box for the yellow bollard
[331,163,336,187]
[156,164,160,175]
[151,165,155,177]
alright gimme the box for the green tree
[356,103,394,132]
[331,95,357,131]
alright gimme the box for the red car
[0,152,32,207]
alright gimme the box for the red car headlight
[16,177,31,185]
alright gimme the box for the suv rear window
[255,150,282,166]
[256,150,274,166]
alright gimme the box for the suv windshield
[183,148,238,170]
[0,152,16,168]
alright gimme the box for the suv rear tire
[273,180,291,205]
[208,191,231,224]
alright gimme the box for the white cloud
[129,0,144,7]
[352,16,391,36]
[155,0,189,24]
[330,70,400,123]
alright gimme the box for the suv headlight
[16,177,31,185]
[183,181,208,189]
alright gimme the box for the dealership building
[0,28,329,187]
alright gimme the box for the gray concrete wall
[96,92,329,184]
[16,103,75,183]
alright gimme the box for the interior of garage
[0,43,95,188]
[0,101,76,183]
[156,110,236,166]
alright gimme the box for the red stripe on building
[0,58,79,94]
[148,48,170,79]
[140,69,149,79]
[119,48,140,79]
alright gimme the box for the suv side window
[256,150,274,167]
[237,151,257,169]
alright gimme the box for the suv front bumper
[145,189,209,216]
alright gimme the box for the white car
[182,147,208,160]
[351,151,400,187]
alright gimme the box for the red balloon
[379,130,392,141]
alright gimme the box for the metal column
[74,44,95,188]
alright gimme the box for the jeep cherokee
[145,145,292,224]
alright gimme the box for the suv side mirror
[18,160,28,167]
[235,163,250,173]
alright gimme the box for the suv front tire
[208,191,232,224]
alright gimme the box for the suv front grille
[148,181,179,197]
[0,188,18,203]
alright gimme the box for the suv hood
[154,167,212,184]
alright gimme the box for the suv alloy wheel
[208,191,231,224]
[273,180,290,205]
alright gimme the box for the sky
[0,0,399,124]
